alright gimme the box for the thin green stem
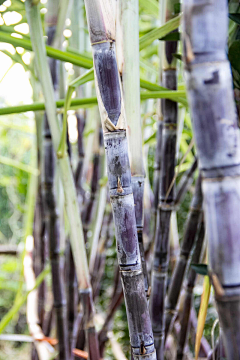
[0,90,187,117]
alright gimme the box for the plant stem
[183,0,240,357]
[84,0,156,358]
[176,220,205,360]
[165,175,202,338]
[117,0,149,296]
[0,90,187,116]
[150,1,180,357]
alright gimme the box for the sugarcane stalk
[82,126,102,241]
[183,1,240,358]
[176,219,205,360]
[65,241,78,358]
[116,0,149,297]
[42,114,69,360]
[153,0,166,228]
[30,69,46,342]
[165,175,203,338]
[41,5,70,358]
[33,188,46,328]
[32,137,45,329]
[84,1,156,358]
[150,1,179,357]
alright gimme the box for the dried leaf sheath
[84,1,156,357]
[183,0,240,357]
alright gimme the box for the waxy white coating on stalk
[183,0,240,357]
[116,0,144,176]
[84,0,156,357]
[84,0,116,43]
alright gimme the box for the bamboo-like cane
[165,175,202,338]
[150,1,179,357]
[84,1,156,358]
[183,1,240,358]
[42,116,69,360]
[176,220,205,360]
[116,0,149,296]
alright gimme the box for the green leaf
[139,0,159,18]
[0,155,39,175]
[160,32,181,41]
[174,3,181,14]
[195,276,211,360]
[139,14,181,50]
[173,53,182,61]
[144,132,156,145]
[0,31,93,69]
[191,263,208,276]
[99,176,108,187]
[2,259,18,273]
[0,90,188,116]
[229,13,240,25]
[229,40,240,73]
